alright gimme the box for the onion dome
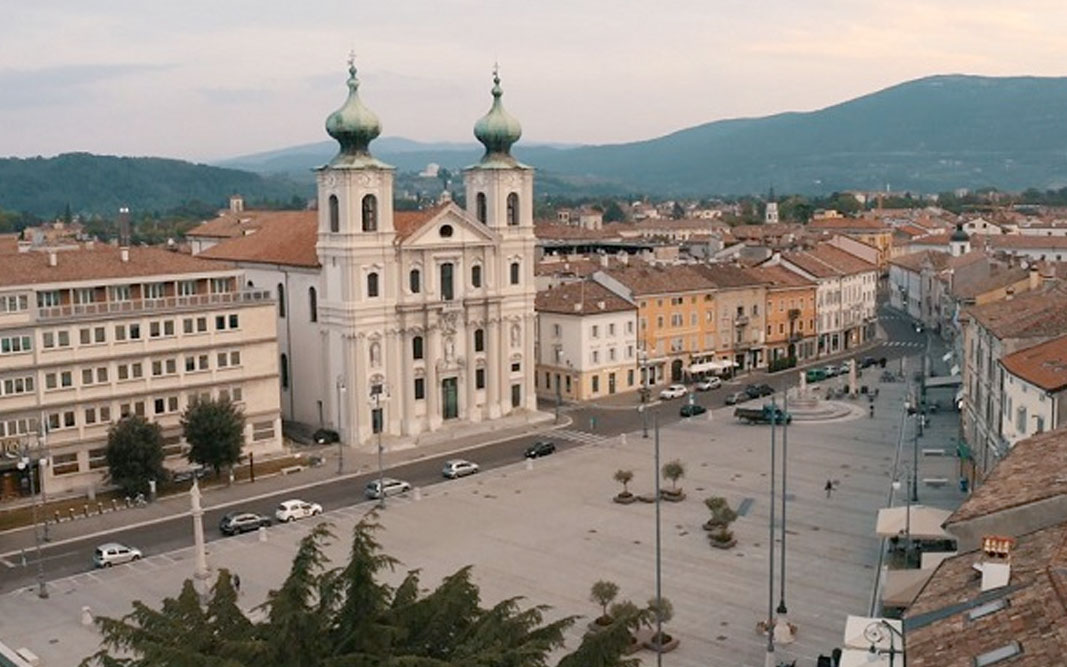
[473,67,522,165]
[950,222,970,242]
[325,57,386,168]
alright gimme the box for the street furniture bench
[280,465,306,475]
[922,448,946,457]
[923,477,949,487]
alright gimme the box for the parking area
[2,377,927,666]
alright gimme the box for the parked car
[823,365,840,377]
[442,459,480,479]
[659,384,688,399]
[745,383,774,399]
[219,511,272,536]
[364,478,413,499]
[694,377,722,391]
[860,356,878,369]
[93,542,142,568]
[839,362,853,375]
[171,464,207,483]
[806,368,828,383]
[524,440,557,458]
[313,428,339,444]
[734,404,793,425]
[724,390,748,405]
[275,499,323,522]
[680,404,707,417]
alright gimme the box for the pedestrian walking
[233,572,241,595]
[825,479,834,498]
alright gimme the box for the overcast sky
[3,0,1066,162]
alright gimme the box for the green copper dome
[950,222,970,242]
[325,59,386,168]
[473,69,522,165]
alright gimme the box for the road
[2,305,929,594]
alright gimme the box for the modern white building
[195,63,541,448]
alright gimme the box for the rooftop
[0,246,235,289]
[198,211,319,268]
[946,426,1067,526]
[1000,333,1067,393]
[534,280,635,315]
[808,217,890,232]
[746,264,815,289]
[601,264,714,296]
[963,285,1067,339]
[889,249,952,273]
[691,262,768,289]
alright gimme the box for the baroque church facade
[192,62,540,447]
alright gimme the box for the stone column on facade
[351,334,366,446]
[524,313,537,411]
[466,324,481,423]
[387,328,403,436]
[498,316,512,416]
[401,327,416,436]
[487,316,502,419]
[427,322,442,430]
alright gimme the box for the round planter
[710,537,737,549]
[586,618,613,634]
[660,490,686,502]
[637,494,657,503]
[643,634,680,653]
[613,493,638,505]
[703,520,725,531]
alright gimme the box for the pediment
[397,204,497,248]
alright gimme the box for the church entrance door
[442,377,459,420]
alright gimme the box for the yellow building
[809,217,893,271]
[748,265,818,363]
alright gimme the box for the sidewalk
[0,409,563,549]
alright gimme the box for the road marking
[553,429,609,445]
[0,558,15,568]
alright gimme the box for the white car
[695,377,722,391]
[365,477,412,499]
[659,384,688,399]
[442,459,480,479]
[93,542,142,568]
[274,499,323,522]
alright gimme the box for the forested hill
[0,153,310,218]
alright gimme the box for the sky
[3,0,1067,162]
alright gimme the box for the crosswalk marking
[553,429,610,446]
[883,341,923,348]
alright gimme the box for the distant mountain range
[220,74,1067,196]
[6,74,1067,218]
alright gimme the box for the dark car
[313,429,340,444]
[745,383,774,398]
[171,465,207,483]
[680,404,707,417]
[524,440,556,458]
[860,356,878,369]
[219,511,272,536]
[724,390,748,405]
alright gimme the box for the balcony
[734,315,749,327]
[37,290,273,322]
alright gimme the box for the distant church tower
[764,187,779,224]
[950,222,971,257]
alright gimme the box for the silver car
[365,477,412,499]
[93,542,142,568]
[442,459,480,479]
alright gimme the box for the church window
[440,263,454,301]
[510,261,520,285]
[506,193,519,226]
[277,283,286,318]
[474,328,485,352]
[412,335,424,360]
[367,272,379,298]
[439,224,453,238]
[361,194,378,232]
[308,287,317,322]
[409,269,421,294]
[328,195,339,233]
[476,193,487,223]
[471,264,482,288]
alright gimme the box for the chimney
[600,254,609,268]
[1005,287,1014,301]
[117,207,131,247]
[47,251,57,267]
[229,194,244,213]
[978,535,1014,592]
[1029,265,1040,291]
[120,247,129,263]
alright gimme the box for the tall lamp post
[892,462,913,566]
[765,398,778,667]
[864,619,905,667]
[775,393,793,644]
[17,443,48,599]
[369,385,389,509]
[910,400,920,504]
[653,415,663,667]
[639,349,650,439]
[336,377,347,475]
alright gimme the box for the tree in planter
[661,460,686,498]
[105,416,166,497]
[645,596,677,650]
[703,496,738,530]
[181,397,245,479]
[590,580,620,626]
[613,469,634,501]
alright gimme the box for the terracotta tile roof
[535,257,600,277]
[0,246,234,289]
[806,244,877,274]
[963,286,1067,339]
[911,233,952,246]
[187,210,275,239]
[535,280,635,315]
[946,426,1067,526]
[198,211,319,268]
[690,263,768,289]
[0,234,19,254]
[951,266,1030,300]
[895,223,933,238]
[394,203,451,240]
[534,223,617,240]
[601,264,714,296]
[987,234,1067,250]
[889,250,952,272]
[905,521,1067,667]
[746,264,815,289]
[781,250,841,279]
[1000,333,1067,393]
[808,217,889,232]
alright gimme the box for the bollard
[54,510,60,524]
[619,433,627,446]
[258,526,268,543]
[83,504,90,518]
[525,458,533,471]
[69,508,76,520]
[111,499,118,511]
[81,606,93,626]
[20,549,26,567]
[97,502,104,515]
[414,487,422,502]
[125,496,131,508]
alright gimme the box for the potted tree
[609,599,651,655]
[613,469,636,504]
[660,460,686,501]
[642,596,680,653]
[588,580,620,631]
[705,496,739,549]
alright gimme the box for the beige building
[0,245,281,499]
[535,281,637,402]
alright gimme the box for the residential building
[690,264,769,371]
[534,281,637,401]
[808,216,893,270]
[0,246,281,499]
[194,65,540,448]
[888,250,951,324]
[998,333,1067,447]
[746,265,817,362]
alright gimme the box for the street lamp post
[370,386,389,509]
[765,398,777,667]
[911,403,920,504]
[777,393,789,618]
[653,415,663,667]
[18,444,48,599]
[336,378,347,475]
[864,619,905,667]
[639,350,650,439]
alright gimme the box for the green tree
[670,201,685,219]
[590,580,620,623]
[105,416,166,497]
[613,469,633,496]
[181,397,245,478]
[662,460,685,492]
[646,596,674,644]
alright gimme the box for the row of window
[35,278,232,309]
[327,192,522,234]
[44,386,245,434]
[34,351,243,393]
[35,314,242,353]
[370,262,521,301]
[588,346,635,365]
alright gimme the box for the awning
[843,615,903,652]
[882,568,934,608]
[875,505,952,540]
[688,360,734,374]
